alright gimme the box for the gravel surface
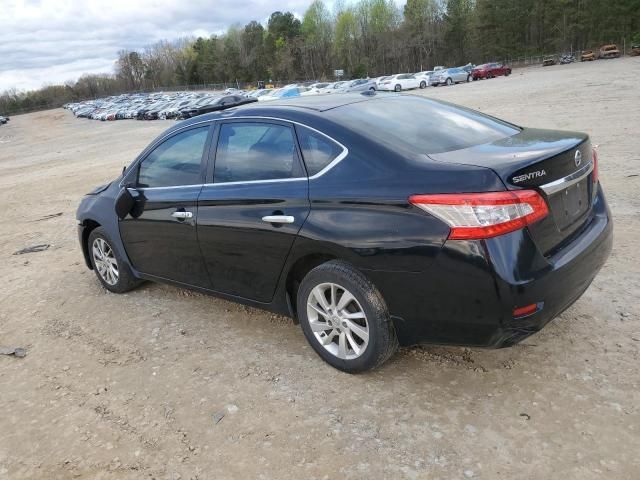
[0,57,639,479]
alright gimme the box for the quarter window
[138,126,209,188]
[296,126,344,176]
[214,123,303,183]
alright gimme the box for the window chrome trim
[134,184,203,191]
[539,159,594,195]
[204,177,307,187]
[119,116,348,190]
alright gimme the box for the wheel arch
[284,252,337,322]
[80,219,102,269]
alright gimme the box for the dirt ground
[1,57,639,480]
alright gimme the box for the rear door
[119,124,213,287]
[455,69,467,82]
[197,120,310,302]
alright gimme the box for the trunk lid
[428,128,596,255]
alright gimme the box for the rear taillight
[409,190,549,240]
[592,148,598,184]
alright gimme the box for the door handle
[171,211,193,219]
[261,215,295,224]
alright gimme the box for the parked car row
[63,79,390,122]
[64,92,257,121]
[372,62,511,92]
[542,44,624,66]
[254,79,379,101]
[63,63,517,124]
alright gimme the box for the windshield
[329,96,520,154]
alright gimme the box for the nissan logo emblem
[574,150,582,167]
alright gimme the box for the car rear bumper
[365,184,613,347]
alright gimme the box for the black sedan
[76,94,612,372]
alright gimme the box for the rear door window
[214,122,304,183]
[296,125,344,176]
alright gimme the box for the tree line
[2,0,639,115]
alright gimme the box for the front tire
[419,81,426,89]
[394,84,401,92]
[297,261,398,373]
[445,78,453,86]
[466,74,472,82]
[88,227,141,293]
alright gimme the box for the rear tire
[419,81,426,89]
[297,260,398,373]
[466,74,472,82]
[88,227,141,294]
[394,84,401,92]
[446,78,453,86]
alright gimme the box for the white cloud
[0,0,318,91]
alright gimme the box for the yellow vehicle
[580,50,595,61]
[598,44,620,59]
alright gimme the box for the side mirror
[115,187,136,220]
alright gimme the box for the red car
[472,63,512,80]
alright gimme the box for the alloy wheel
[92,237,119,286]
[306,282,369,360]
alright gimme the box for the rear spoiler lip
[426,127,588,171]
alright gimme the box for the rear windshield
[329,96,519,154]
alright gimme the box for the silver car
[339,78,377,92]
[430,67,472,86]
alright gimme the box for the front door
[197,120,310,302]
[119,124,213,288]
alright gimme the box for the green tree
[302,0,334,78]
[443,0,473,65]
[334,8,359,74]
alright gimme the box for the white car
[374,76,391,88]
[248,89,274,99]
[414,71,433,89]
[377,74,420,92]
[302,82,331,95]
[258,87,309,101]
[318,81,348,94]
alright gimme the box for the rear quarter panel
[292,131,505,274]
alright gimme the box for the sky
[0,0,336,92]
